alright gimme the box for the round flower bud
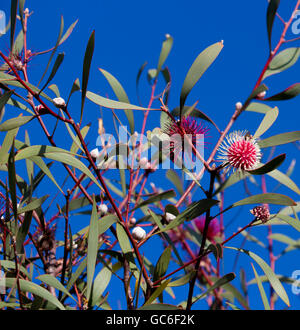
[98,204,108,215]
[132,227,146,241]
[235,102,243,111]
[139,157,148,168]
[257,91,266,99]
[129,217,136,225]
[250,206,270,223]
[53,97,66,108]
[165,212,176,223]
[90,148,100,159]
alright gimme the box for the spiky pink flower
[163,116,209,161]
[194,216,220,242]
[217,130,261,172]
[250,206,270,223]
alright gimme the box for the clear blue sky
[1,0,300,309]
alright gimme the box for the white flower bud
[235,102,243,111]
[165,212,176,223]
[139,157,148,168]
[132,227,146,241]
[53,97,66,108]
[98,204,108,215]
[90,148,100,159]
[257,91,266,99]
[130,217,136,225]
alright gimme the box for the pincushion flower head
[194,216,220,242]
[163,116,209,160]
[217,130,262,173]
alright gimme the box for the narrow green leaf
[247,154,286,175]
[158,199,219,233]
[17,195,49,215]
[0,91,13,110]
[87,91,153,111]
[246,102,272,114]
[99,68,134,135]
[263,47,300,79]
[81,31,95,123]
[4,278,65,310]
[265,83,300,101]
[258,131,300,148]
[180,41,223,112]
[226,246,290,306]
[251,263,271,310]
[86,197,99,301]
[0,116,34,132]
[253,106,278,139]
[16,211,33,254]
[91,266,112,307]
[144,279,172,306]
[153,246,172,282]
[132,190,176,211]
[8,140,17,222]
[37,274,76,302]
[40,53,65,93]
[267,0,280,51]
[267,168,300,195]
[156,34,173,76]
[276,214,300,232]
[99,215,118,235]
[232,193,296,208]
[10,0,18,50]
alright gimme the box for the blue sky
[1,0,300,310]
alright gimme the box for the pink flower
[217,130,261,172]
[250,206,270,223]
[194,216,220,242]
[163,116,209,161]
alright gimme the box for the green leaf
[37,274,76,302]
[99,68,134,135]
[158,199,219,233]
[253,106,278,139]
[156,34,173,76]
[245,84,268,105]
[38,16,64,86]
[0,260,31,280]
[246,102,272,114]
[132,190,176,211]
[19,0,25,33]
[275,214,300,232]
[0,116,34,131]
[263,48,300,79]
[17,195,49,215]
[8,140,18,222]
[247,154,286,175]
[267,168,300,195]
[40,53,65,93]
[86,197,99,301]
[91,266,112,307]
[144,279,172,306]
[0,128,19,164]
[99,214,118,235]
[136,61,148,104]
[15,146,103,191]
[0,91,13,111]
[153,246,172,282]
[67,78,80,105]
[116,223,132,254]
[265,83,300,101]
[251,263,270,310]
[81,31,95,123]
[258,131,300,148]
[266,0,280,51]
[168,272,195,287]
[70,123,90,155]
[10,0,18,50]
[87,91,153,111]
[226,246,290,306]
[232,193,296,208]
[191,273,236,306]
[180,41,223,113]
[4,278,65,310]
[166,170,184,196]
[16,210,33,254]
